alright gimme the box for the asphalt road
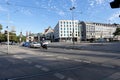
[0,45,120,80]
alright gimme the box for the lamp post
[6,1,10,54]
[70,6,75,45]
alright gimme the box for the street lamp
[6,1,10,54]
[70,6,75,45]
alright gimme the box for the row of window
[60,28,78,30]
[60,31,78,34]
[60,34,78,37]
[60,21,78,25]
[60,25,78,27]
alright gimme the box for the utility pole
[6,1,10,54]
[70,6,75,45]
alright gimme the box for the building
[44,27,54,42]
[54,20,81,42]
[26,31,34,42]
[80,21,117,41]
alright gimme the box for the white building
[54,20,81,42]
[44,27,54,42]
[80,21,117,41]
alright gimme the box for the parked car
[30,42,41,48]
[22,42,30,47]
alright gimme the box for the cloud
[48,0,52,6]
[95,0,105,4]
[88,0,107,7]
[0,6,7,12]
[0,20,14,24]
[58,10,65,16]
[70,0,77,6]
[19,8,32,15]
[108,11,120,22]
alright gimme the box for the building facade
[80,21,117,41]
[44,27,54,42]
[54,20,81,42]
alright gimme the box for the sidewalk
[48,42,120,53]
[0,45,25,55]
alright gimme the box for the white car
[30,42,41,48]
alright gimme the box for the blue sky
[0,0,120,35]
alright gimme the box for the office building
[54,20,81,42]
[80,21,117,41]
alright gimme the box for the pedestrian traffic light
[110,0,120,8]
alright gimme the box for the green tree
[113,28,120,36]
[0,24,3,33]
[9,32,17,42]
[0,34,6,42]
[17,35,26,42]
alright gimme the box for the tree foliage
[0,34,7,42]
[113,28,120,36]
[0,24,3,32]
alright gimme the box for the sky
[0,0,120,35]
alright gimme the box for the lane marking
[54,73,65,79]
[63,57,70,60]
[74,59,82,62]
[35,65,50,72]
[41,67,50,72]
[109,72,120,79]
[83,60,91,64]
[35,65,42,68]
[13,55,23,59]
[101,64,115,68]
[24,60,32,64]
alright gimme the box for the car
[30,42,41,48]
[22,42,30,47]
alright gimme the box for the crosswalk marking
[54,73,65,79]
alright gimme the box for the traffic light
[4,30,8,34]
[110,0,120,8]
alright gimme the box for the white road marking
[83,60,91,63]
[63,57,70,60]
[24,60,32,64]
[13,55,23,59]
[109,72,120,79]
[104,72,120,80]
[45,54,54,57]
[54,73,65,79]
[35,65,50,72]
[41,67,50,72]
[101,64,115,68]
[35,65,42,68]
[74,59,82,62]
[57,56,64,59]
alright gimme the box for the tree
[0,34,6,42]
[0,24,3,33]
[113,28,120,36]
[17,35,26,42]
